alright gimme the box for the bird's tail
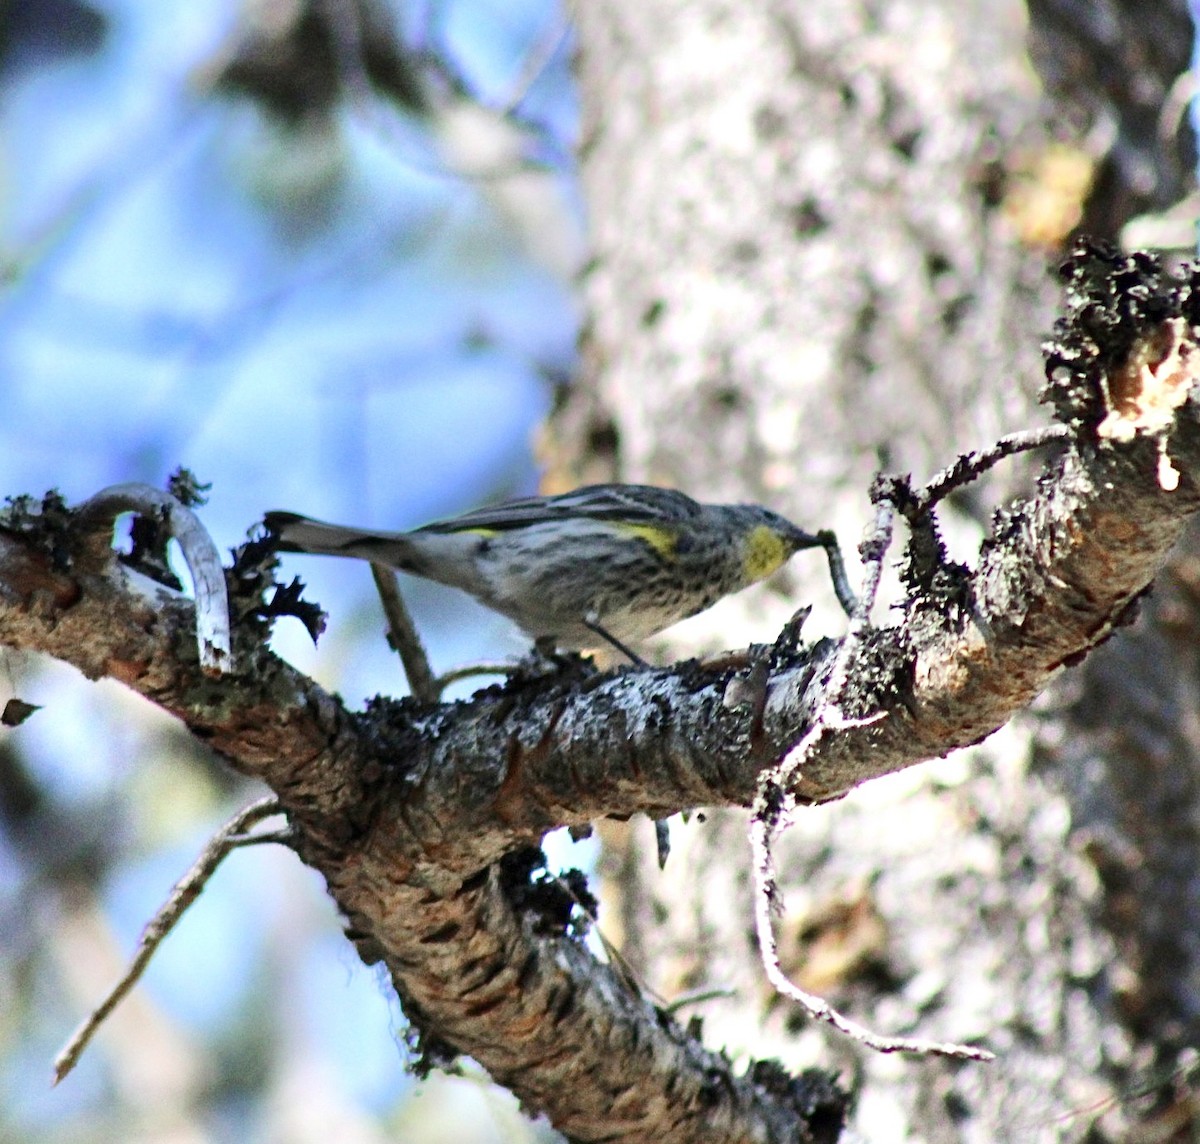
[263,511,421,571]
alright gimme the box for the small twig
[1049,1049,1200,1128]
[752,432,1064,1053]
[583,615,648,667]
[52,796,285,1085]
[224,827,292,848]
[748,496,990,1059]
[749,813,992,1061]
[916,425,1071,513]
[661,986,738,1014]
[828,502,893,694]
[369,563,438,704]
[434,662,516,691]
[499,8,571,115]
[72,483,232,675]
[815,530,859,618]
[548,870,651,999]
[773,499,893,795]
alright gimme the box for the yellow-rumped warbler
[265,484,853,660]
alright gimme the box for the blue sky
[0,2,588,1139]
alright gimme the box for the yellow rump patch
[743,525,789,582]
[613,522,678,558]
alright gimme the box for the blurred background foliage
[0,1,583,1139]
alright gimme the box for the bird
[264,483,853,661]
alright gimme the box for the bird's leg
[504,636,596,680]
[582,617,649,668]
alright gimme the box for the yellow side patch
[461,527,502,538]
[613,522,678,558]
[742,525,789,583]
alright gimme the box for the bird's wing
[415,484,703,533]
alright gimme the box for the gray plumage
[265,483,839,652]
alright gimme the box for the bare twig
[749,496,990,1059]
[827,502,893,701]
[773,498,893,795]
[369,563,438,704]
[72,483,232,675]
[815,529,859,617]
[548,871,650,1000]
[434,661,516,691]
[500,9,571,115]
[52,796,285,1085]
[749,810,992,1061]
[661,986,738,1013]
[915,425,1072,513]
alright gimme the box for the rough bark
[6,0,1200,1136]
[554,1,1200,1139]
[4,248,1200,1140]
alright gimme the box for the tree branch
[52,796,284,1084]
[4,245,1200,1141]
[73,482,233,675]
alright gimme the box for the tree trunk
[559,0,1199,1138]
[3,2,1198,1141]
